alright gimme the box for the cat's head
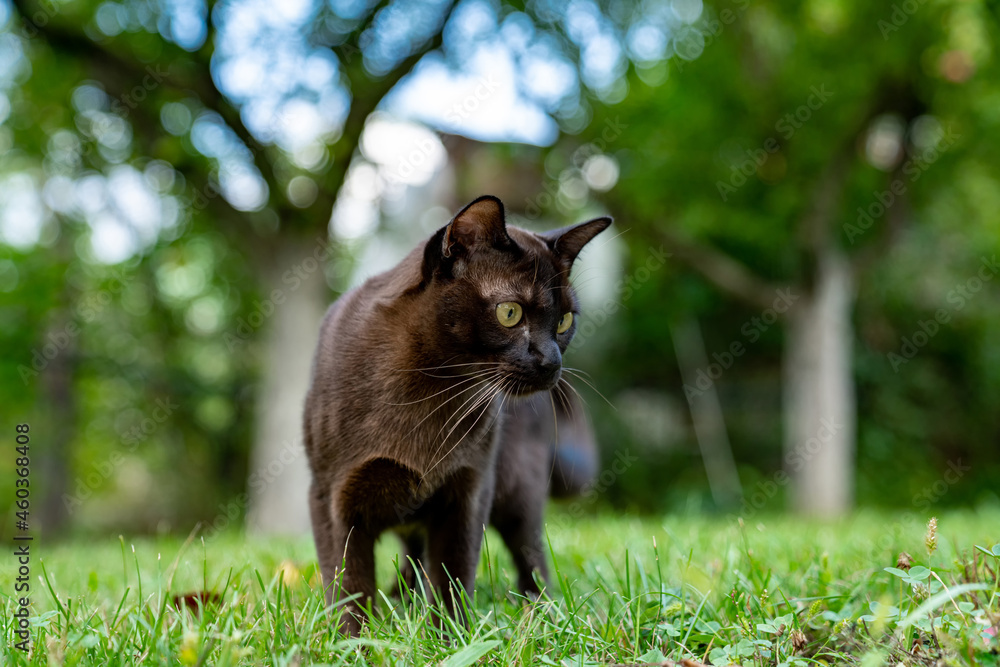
[420,195,610,395]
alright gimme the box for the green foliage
[541,0,1000,510]
[3,0,1000,531]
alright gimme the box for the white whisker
[423,375,505,464]
[384,369,501,406]
[562,368,615,410]
[402,372,501,439]
[422,377,508,480]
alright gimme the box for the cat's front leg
[424,467,493,624]
[321,504,376,636]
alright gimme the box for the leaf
[708,647,730,665]
[895,583,990,632]
[30,611,60,627]
[658,621,681,637]
[884,567,909,578]
[974,544,1000,558]
[758,623,779,634]
[869,601,900,617]
[906,566,931,581]
[637,648,667,662]
[442,640,502,667]
[736,638,757,657]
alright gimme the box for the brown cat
[302,195,610,634]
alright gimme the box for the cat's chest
[401,394,504,477]
[372,388,503,486]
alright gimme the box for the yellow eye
[557,312,573,334]
[496,302,523,328]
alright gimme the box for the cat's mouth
[503,367,562,395]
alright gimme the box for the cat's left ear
[541,216,612,266]
[442,195,511,257]
[422,195,512,284]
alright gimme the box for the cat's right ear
[442,195,510,258]
[541,216,612,267]
[423,196,510,282]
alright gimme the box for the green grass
[1,510,998,665]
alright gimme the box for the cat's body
[489,391,597,590]
[303,196,609,634]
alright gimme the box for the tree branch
[12,0,299,219]
[658,231,788,311]
[796,149,853,255]
[320,0,459,210]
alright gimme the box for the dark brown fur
[302,195,609,634]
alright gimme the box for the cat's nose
[531,341,562,375]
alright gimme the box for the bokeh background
[1,0,998,539]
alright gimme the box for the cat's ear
[541,216,612,266]
[442,195,511,257]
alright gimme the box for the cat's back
[312,247,423,376]
[304,248,424,460]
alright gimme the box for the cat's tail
[548,389,599,499]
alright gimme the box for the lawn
[1,510,997,665]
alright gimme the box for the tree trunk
[671,318,743,509]
[246,236,330,535]
[38,312,76,536]
[783,248,856,516]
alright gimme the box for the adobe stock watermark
[523,116,627,220]
[383,137,442,186]
[204,437,304,540]
[188,103,301,213]
[564,448,638,517]
[567,244,670,351]
[223,235,347,350]
[683,288,799,399]
[62,397,180,514]
[17,266,135,384]
[672,0,751,72]
[843,126,959,244]
[519,446,639,565]
[735,416,844,519]
[444,75,501,124]
[108,66,169,118]
[887,255,998,372]
[886,255,1000,373]
[394,482,436,523]
[17,0,60,39]
[717,85,834,201]
[859,458,969,562]
[878,0,931,40]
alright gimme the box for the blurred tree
[2,0,658,531]
[5,0,458,532]
[542,0,1000,514]
[3,0,998,533]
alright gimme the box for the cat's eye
[556,312,574,334]
[496,302,523,328]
